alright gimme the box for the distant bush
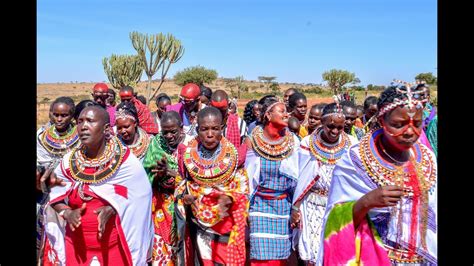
[303,86,323,94]
[173,66,218,86]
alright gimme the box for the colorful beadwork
[69,137,126,184]
[250,126,294,161]
[40,124,80,156]
[359,128,436,195]
[309,127,352,165]
[184,137,237,186]
[124,127,150,160]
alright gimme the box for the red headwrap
[93,83,109,93]
[210,99,228,108]
[119,90,134,98]
[180,83,201,99]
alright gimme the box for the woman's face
[77,108,108,148]
[381,106,423,151]
[307,108,322,131]
[161,120,183,148]
[197,115,223,151]
[292,99,308,121]
[321,115,345,143]
[266,103,289,128]
[116,117,137,144]
[252,104,261,121]
[50,103,73,132]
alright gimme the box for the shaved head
[210,90,229,108]
[161,111,183,127]
[81,105,110,126]
[197,106,223,125]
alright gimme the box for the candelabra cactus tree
[130,31,184,104]
[102,54,143,90]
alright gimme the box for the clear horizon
[38,0,437,87]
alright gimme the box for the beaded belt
[255,188,288,200]
[385,244,425,264]
[310,188,328,197]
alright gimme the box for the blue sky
[37,0,437,86]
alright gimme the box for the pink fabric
[106,105,116,127]
[419,130,433,151]
[324,218,391,266]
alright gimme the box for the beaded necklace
[69,137,126,184]
[184,137,237,186]
[40,124,80,156]
[359,128,436,256]
[250,126,294,161]
[123,127,150,160]
[309,127,351,165]
[359,129,436,195]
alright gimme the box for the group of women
[37,81,437,265]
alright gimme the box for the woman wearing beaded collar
[320,84,437,265]
[43,105,153,265]
[142,111,193,265]
[244,96,300,265]
[291,102,358,265]
[174,106,249,266]
[115,101,151,162]
[36,97,80,261]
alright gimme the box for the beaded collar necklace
[359,128,436,195]
[309,127,351,165]
[250,126,294,161]
[69,136,126,184]
[122,127,150,160]
[40,124,80,156]
[184,137,237,186]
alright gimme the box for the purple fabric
[165,103,184,117]
[106,105,116,127]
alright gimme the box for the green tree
[415,72,437,85]
[269,82,281,94]
[130,31,184,104]
[102,54,143,90]
[226,75,249,99]
[173,66,218,86]
[322,69,357,95]
[258,76,277,92]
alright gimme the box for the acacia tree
[102,54,143,90]
[322,69,357,95]
[258,76,277,92]
[225,75,248,99]
[130,31,184,104]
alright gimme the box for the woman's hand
[183,194,197,205]
[63,203,87,232]
[152,156,168,179]
[353,185,403,229]
[363,185,403,209]
[94,206,116,240]
[217,194,233,218]
[290,209,301,228]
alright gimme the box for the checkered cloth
[249,158,296,260]
[133,98,159,135]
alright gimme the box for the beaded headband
[115,108,136,122]
[321,95,345,119]
[378,79,428,118]
[265,100,284,115]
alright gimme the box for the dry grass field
[37,79,437,129]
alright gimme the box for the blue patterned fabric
[249,157,296,260]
